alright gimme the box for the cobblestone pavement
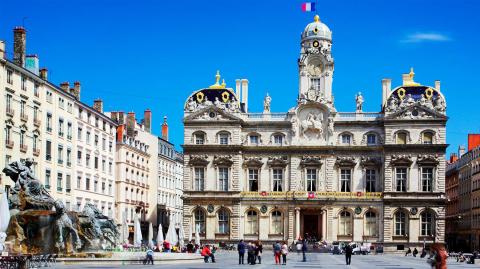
[53,252,479,269]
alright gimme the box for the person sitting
[186,241,194,253]
[405,247,412,256]
[201,244,212,263]
[413,248,418,257]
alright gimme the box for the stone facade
[182,15,447,252]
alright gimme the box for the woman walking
[273,241,282,265]
[281,241,289,265]
[256,241,263,264]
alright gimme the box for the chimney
[110,112,118,123]
[73,81,81,100]
[60,82,70,92]
[468,134,480,151]
[118,112,125,125]
[39,68,48,80]
[126,112,135,137]
[93,99,104,113]
[458,145,466,157]
[435,80,441,92]
[13,27,26,67]
[116,124,124,142]
[241,79,249,112]
[0,40,5,59]
[144,109,152,133]
[449,153,458,163]
[235,79,241,100]
[381,78,391,107]
[25,54,39,75]
[161,116,169,141]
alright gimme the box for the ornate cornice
[335,156,357,167]
[267,156,288,167]
[243,157,263,168]
[300,156,322,168]
[213,155,234,167]
[417,154,440,165]
[360,156,382,167]
[188,155,209,166]
[390,154,413,166]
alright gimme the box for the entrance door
[303,214,319,240]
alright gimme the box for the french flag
[301,2,316,12]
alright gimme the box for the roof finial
[209,70,226,89]
[314,14,320,22]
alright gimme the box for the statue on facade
[186,96,197,112]
[433,95,446,113]
[214,97,226,110]
[355,92,364,112]
[291,116,299,136]
[263,93,271,113]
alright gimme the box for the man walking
[345,244,353,265]
[302,239,308,262]
[238,240,246,264]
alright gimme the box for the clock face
[313,40,320,48]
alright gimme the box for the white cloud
[402,32,451,43]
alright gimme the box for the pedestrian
[302,239,308,262]
[405,247,412,256]
[210,245,216,263]
[281,241,289,265]
[201,244,212,263]
[273,241,282,265]
[296,239,302,255]
[427,243,447,269]
[344,244,353,265]
[413,248,418,257]
[238,240,246,265]
[187,241,194,253]
[247,242,255,265]
[256,241,263,264]
[144,248,154,265]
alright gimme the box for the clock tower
[298,15,334,108]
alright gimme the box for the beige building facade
[182,16,447,252]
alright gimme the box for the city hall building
[182,15,447,251]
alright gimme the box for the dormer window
[249,135,259,145]
[396,132,407,145]
[367,134,376,145]
[341,134,351,145]
[422,132,433,144]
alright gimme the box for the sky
[1,0,479,155]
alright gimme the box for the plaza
[51,252,475,269]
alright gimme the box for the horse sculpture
[301,112,323,138]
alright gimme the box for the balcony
[67,162,72,167]
[45,185,51,189]
[58,132,64,137]
[20,144,28,153]
[58,159,64,165]
[5,140,14,149]
[20,113,28,122]
[6,108,14,117]
[57,187,63,192]
[33,148,40,156]
[67,135,72,140]
[34,118,41,127]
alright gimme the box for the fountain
[1,159,119,254]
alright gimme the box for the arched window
[272,133,285,146]
[339,211,352,235]
[396,132,408,145]
[271,211,283,234]
[246,210,258,234]
[341,133,352,145]
[394,210,408,236]
[422,132,433,144]
[248,133,260,145]
[218,209,230,234]
[367,133,377,145]
[364,211,377,236]
[420,210,435,236]
[193,132,206,145]
[217,131,230,145]
[194,208,206,234]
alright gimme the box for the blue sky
[1,0,479,155]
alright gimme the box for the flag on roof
[301,2,316,12]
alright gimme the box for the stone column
[295,207,301,240]
[322,210,327,241]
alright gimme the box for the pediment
[300,156,322,168]
[188,155,209,166]
[360,156,382,167]
[385,104,447,120]
[390,154,413,166]
[335,156,357,167]
[243,157,263,168]
[267,156,288,167]
[184,106,242,122]
[213,155,234,167]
